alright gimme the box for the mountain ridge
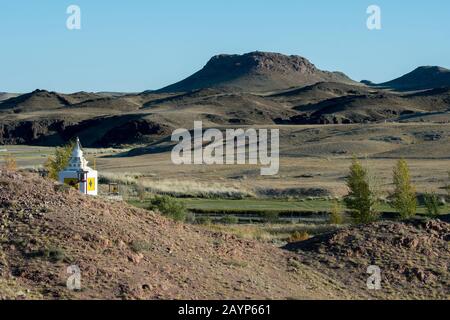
[376,66,450,91]
[157,51,356,93]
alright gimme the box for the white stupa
[58,137,98,196]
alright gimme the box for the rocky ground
[0,170,448,300]
[0,170,352,300]
[285,220,450,300]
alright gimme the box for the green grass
[184,198,335,213]
[183,198,449,215]
[129,198,450,216]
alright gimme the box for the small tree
[45,141,75,180]
[423,192,440,218]
[391,159,417,219]
[329,199,344,225]
[344,157,379,224]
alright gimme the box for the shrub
[136,181,146,202]
[220,215,239,224]
[423,192,440,218]
[54,184,72,193]
[223,259,248,268]
[391,159,417,219]
[185,212,196,224]
[130,240,152,253]
[33,246,66,263]
[147,195,187,222]
[329,200,344,225]
[2,154,17,172]
[344,157,379,224]
[195,216,213,225]
[288,231,310,243]
[260,211,279,223]
[287,258,302,272]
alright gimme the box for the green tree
[423,192,440,218]
[391,159,417,219]
[446,171,450,198]
[344,157,379,224]
[329,199,344,225]
[45,141,75,180]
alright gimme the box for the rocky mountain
[1,54,450,147]
[158,51,356,93]
[378,66,450,91]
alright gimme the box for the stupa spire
[58,137,98,196]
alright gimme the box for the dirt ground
[285,220,450,300]
[0,170,359,300]
[1,170,448,300]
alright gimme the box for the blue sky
[0,0,449,93]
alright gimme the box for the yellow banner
[87,178,96,191]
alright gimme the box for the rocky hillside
[0,170,351,300]
[1,170,448,300]
[285,220,450,299]
[158,51,356,92]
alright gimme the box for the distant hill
[158,51,356,93]
[267,82,372,108]
[378,66,450,91]
[2,55,450,147]
[0,89,104,112]
[0,89,68,111]
[276,86,450,125]
[0,92,19,102]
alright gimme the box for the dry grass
[3,122,450,201]
[203,223,341,243]
[99,171,254,199]
[96,154,450,200]
[139,179,254,198]
[98,172,141,185]
[288,231,311,243]
[1,154,17,171]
